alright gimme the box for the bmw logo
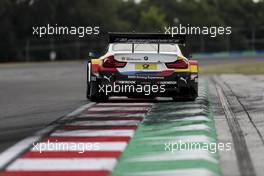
[144,56,148,60]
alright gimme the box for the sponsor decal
[180,77,188,84]
[159,81,177,85]
[103,74,114,82]
[135,63,157,70]
[128,75,165,80]
[115,80,136,84]
[142,64,150,69]
[125,57,142,61]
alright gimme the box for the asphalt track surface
[0,58,264,176]
[209,74,264,176]
[0,62,87,153]
[0,82,218,176]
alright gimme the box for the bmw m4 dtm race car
[86,33,198,102]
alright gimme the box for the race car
[86,33,198,102]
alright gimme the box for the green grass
[200,62,264,74]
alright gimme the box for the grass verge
[200,62,264,74]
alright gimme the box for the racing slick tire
[172,96,196,102]
[86,83,90,99]
[88,81,109,102]
[172,85,198,101]
[86,62,91,99]
[86,62,108,102]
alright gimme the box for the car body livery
[86,33,198,101]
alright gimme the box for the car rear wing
[109,32,186,45]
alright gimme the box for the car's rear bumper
[91,72,198,97]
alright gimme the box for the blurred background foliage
[0,0,264,62]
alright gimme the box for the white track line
[7,158,117,171]
[154,124,211,133]
[171,124,211,132]
[63,102,95,119]
[67,120,140,126]
[0,101,144,171]
[0,136,40,169]
[168,108,205,115]
[88,107,149,111]
[31,142,127,152]
[79,113,146,118]
[139,135,213,144]
[0,103,95,169]
[169,115,211,122]
[126,168,216,176]
[97,103,151,106]
[127,150,218,163]
[52,130,135,137]
[0,125,56,169]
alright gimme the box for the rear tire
[172,87,197,102]
[86,62,108,102]
[86,84,90,99]
[89,81,109,102]
[86,62,91,100]
[172,96,196,102]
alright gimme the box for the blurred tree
[0,0,264,61]
[139,6,167,32]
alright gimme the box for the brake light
[102,55,126,68]
[165,60,188,69]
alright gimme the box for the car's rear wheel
[89,81,109,102]
[86,62,91,100]
[86,83,90,99]
[86,62,109,102]
[172,86,197,101]
[172,96,196,102]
